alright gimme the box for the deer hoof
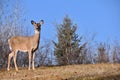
[7,68,10,71]
[16,69,18,71]
[32,68,35,70]
[28,68,30,70]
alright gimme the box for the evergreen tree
[53,16,86,65]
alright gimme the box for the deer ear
[31,20,35,25]
[40,20,44,25]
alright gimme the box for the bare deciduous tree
[95,42,109,63]
[35,40,53,66]
[112,40,120,63]
[0,0,28,69]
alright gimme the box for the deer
[7,20,44,71]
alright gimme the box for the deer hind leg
[13,50,18,71]
[32,52,35,70]
[7,51,14,71]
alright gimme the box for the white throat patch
[35,30,40,34]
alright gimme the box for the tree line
[0,0,120,69]
[53,16,120,65]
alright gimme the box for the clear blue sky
[24,0,120,43]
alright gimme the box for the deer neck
[33,29,40,44]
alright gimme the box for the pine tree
[53,16,86,65]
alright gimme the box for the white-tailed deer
[7,20,44,71]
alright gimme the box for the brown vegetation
[0,64,120,80]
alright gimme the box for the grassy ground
[0,64,120,80]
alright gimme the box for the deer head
[31,20,44,31]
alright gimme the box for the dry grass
[0,63,120,80]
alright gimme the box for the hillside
[0,64,120,80]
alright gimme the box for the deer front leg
[28,51,32,70]
[13,50,18,71]
[7,51,14,71]
[32,52,35,70]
